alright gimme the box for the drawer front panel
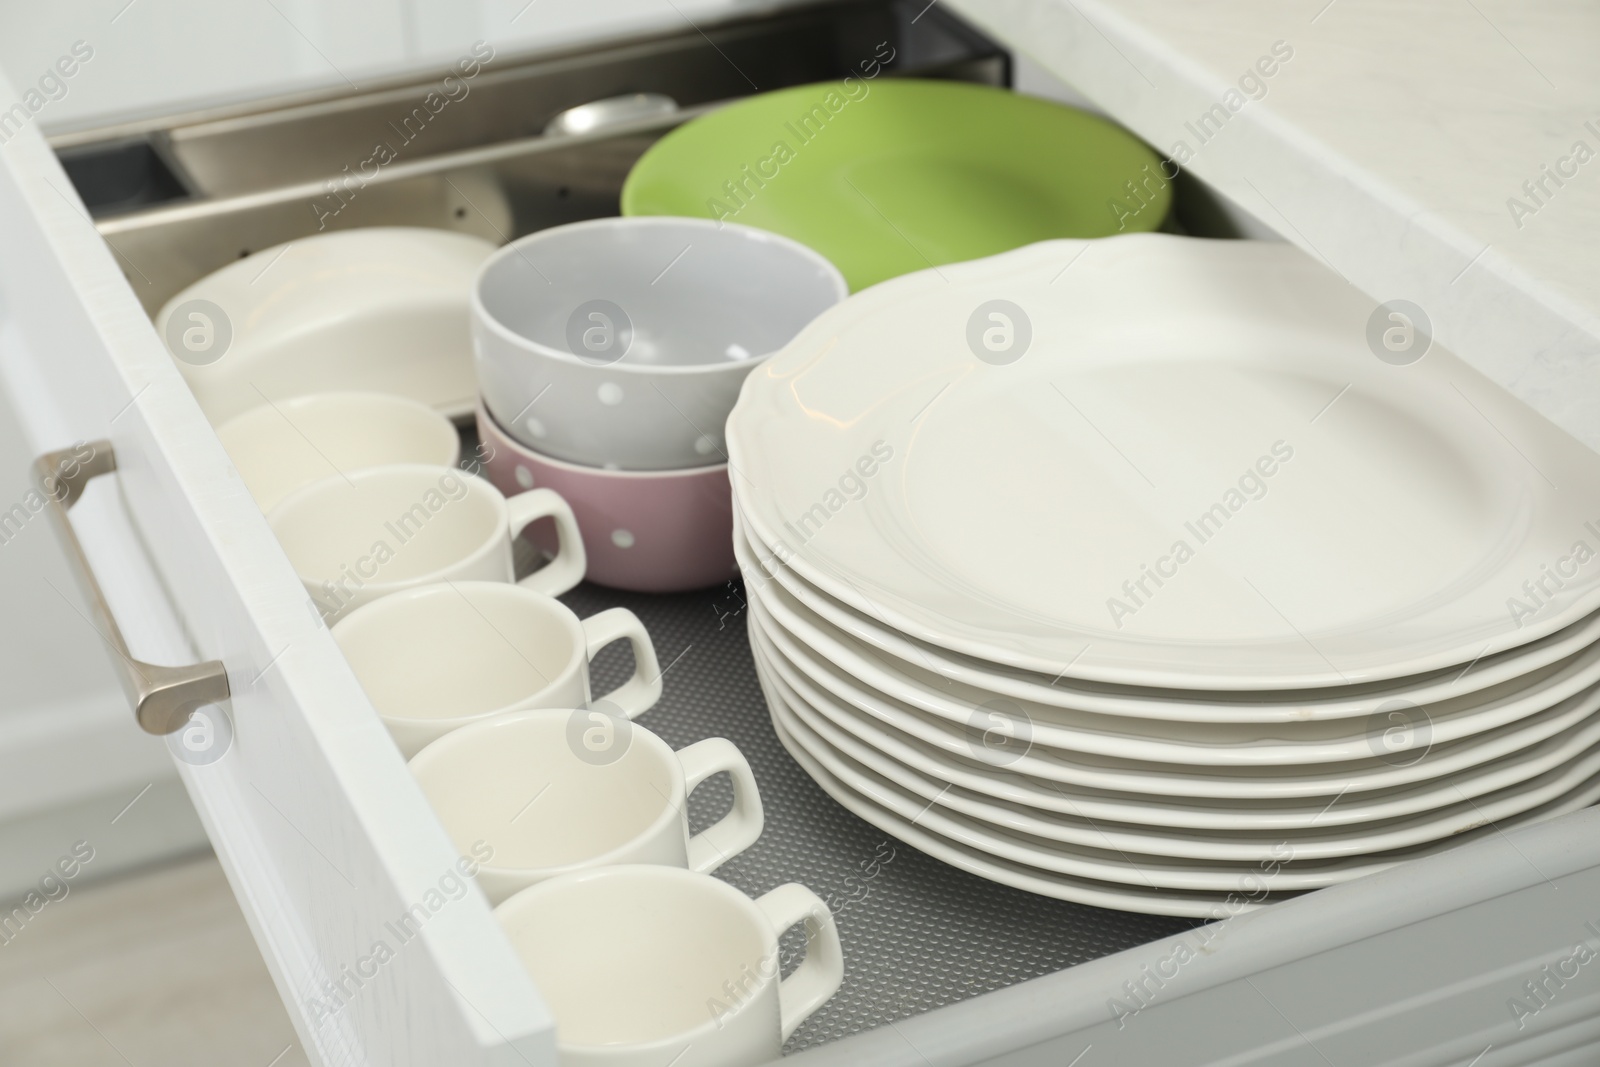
[0,72,552,1067]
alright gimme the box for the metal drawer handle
[37,440,231,735]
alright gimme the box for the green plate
[621,78,1172,291]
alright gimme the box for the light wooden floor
[0,852,310,1067]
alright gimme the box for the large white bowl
[472,217,847,471]
[157,227,497,424]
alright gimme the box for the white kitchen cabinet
[0,3,1597,1066]
[0,367,208,900]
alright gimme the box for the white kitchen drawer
[0,101,557,1067]
[1,4,1597,1066]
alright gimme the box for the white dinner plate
[738,522,1600,758]
[763,670,1285,918]
[749,602,1600,801]
[789,649,1600,833]
[761,633,1600,860]
[771,674,1600,900]
[728,235,1600,688]
[755,607,1600,831]
[737,510,1600,723]
[764,672,1386,891]
[765,657,1600,889]
[747,582,1600,767]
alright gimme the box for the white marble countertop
[950,0,1600,451]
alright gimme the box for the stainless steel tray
[57,0,1007,314]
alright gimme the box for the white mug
[333,581,661,757]
[269,463,585,622]
[409,707,764,903]
[216,391,462,512]
[496,866,843,1067]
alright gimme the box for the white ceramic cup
[269,463,585,623]
[216,391,462,512]
[332,581,661,757]
[409,707,764,903]
[496,866,843,1067]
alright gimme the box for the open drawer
[2,3,1599,1065]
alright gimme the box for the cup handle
[754,883,843,1042]
[675,737,765,874]
[506,488,587,597]
[578,607,663,719]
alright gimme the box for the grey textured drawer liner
[558,580,1196,1053]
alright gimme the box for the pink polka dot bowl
[477,400,737,593]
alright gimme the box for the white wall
[0,0,758,134]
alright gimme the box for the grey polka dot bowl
[477,401,737,593]
[472,216,847,471]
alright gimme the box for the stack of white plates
[726,235,1600,917]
